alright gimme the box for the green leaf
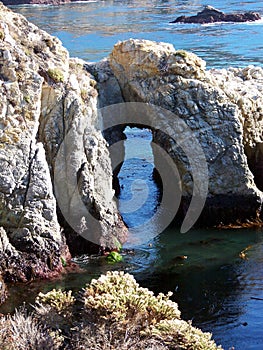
[106,251,123,264]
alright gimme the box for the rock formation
[0,3,263,304]
[0,2,127,293]
[108,39,263,226]
[171,5,261,24]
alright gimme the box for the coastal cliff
[0,3,126,298]
[0,4,262,302]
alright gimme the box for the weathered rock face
[0,3,126,289]
[171,5,261,24]
[109,39,263,225]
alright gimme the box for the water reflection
[129,227,263,349]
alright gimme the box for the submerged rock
[171,5,261,24]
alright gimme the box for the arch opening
[116,126,162,231]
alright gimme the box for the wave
[201,17,263,27]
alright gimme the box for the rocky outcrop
[171,5,261,24]
[0,2,263,303]
[0,2,126,290]
[109,39,263,226]
[0,271,7,304]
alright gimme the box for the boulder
[171,5,261,24]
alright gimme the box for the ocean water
[10,0,263,68]
[4,1,263,349]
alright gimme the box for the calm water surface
[4,1,263,349]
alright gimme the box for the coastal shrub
[34,289,75,336]
[70,322,169,349]
[0,272,222,349]
[83,271,180,324]
[80,271,221,349]
[36,289,75,312]
[0,308,61,350]
[144,319,222,350]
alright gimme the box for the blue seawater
[10,0,263,68]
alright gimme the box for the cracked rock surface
[0,3,127,296]
[109,39,263,225]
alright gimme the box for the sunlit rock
[109,38,263,226]
[0,3,127,291]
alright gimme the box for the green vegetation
[0,271,222,349]
[61,256,67,267]
[175,50,188,58]
[47,68,64,83]
[36,289,75,312]
[106,251,123,263]
[23,95,30,103]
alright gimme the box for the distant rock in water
[171,5,261,24]
[2,0,71,5]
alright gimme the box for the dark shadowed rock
[171,5,261,24]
